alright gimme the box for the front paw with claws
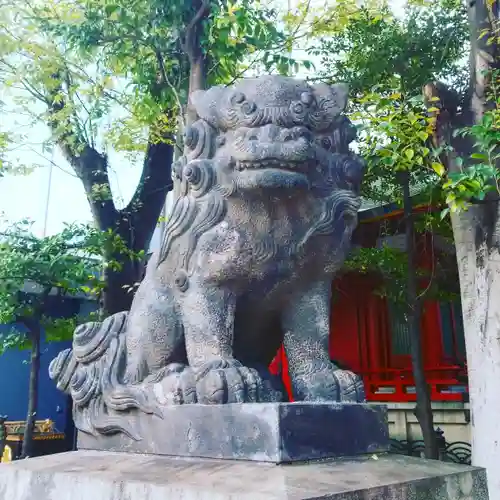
[152,363,198,405]
[332,368,366,403]
[195,359,263,404]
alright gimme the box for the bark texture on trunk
[451,207,500,498]
[401,172,439,460]
[20,324,41,459]
[184,0,210,127]
[455,2,500,494]
[65,141,173,315]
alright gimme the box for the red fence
[269,349,469,403]
[361,366,468,402]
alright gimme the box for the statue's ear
[310,82,349,113]
[188,86,225,128]
[330,83,349,112]
[189,89,205,111]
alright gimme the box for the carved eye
[321,137,332,150]
[290,101,305,115]
[282,131,294,141]
[300,92,313,106]
[216,135,226,147]
[247,131,259,141]
[241,101,256,114]
[231,91,246,105]
[174,270,189,292]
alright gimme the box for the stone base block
[0,450,488,500]
[78,402,389,463]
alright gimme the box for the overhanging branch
[46,71,119,230]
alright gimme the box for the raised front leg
[179,282,263,404]
[282,280,365,402]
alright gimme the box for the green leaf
[405,149,414,161]
[432,162,445,177]
[104,5,119,17]
[471,153,487,160]
[440,207,450,220]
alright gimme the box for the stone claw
[194,359,263,404]
[153,363,198,405]
[332,369,366,403]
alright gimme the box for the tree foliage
[0,219,124,342]
[309,0,466,287]
[433,71,500,215]
[308,0,468,97]
[353,90,441,202]
[0,219,126,458]
[0,0,297,162]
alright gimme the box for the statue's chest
[192,220,338,287]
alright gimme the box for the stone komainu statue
[49,76,366,440]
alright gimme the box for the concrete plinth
[78,402,389,463]
[0,450,488,500]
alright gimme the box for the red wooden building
[271,203,468,404]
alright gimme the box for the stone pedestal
[1,402,487,500]
[78,402,389,463]
[0,450,488,500]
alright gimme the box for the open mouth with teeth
[234,159,308,171]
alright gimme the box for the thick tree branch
[422,1,500,245]
[182,0,210,60]
[182,0,211,125]
[46,72,119,231]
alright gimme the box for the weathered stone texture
[0,451,488,500]
[78,402,389,463]
[48,75,367,443]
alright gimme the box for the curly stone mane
[157,160,228,274]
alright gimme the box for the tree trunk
[102,250,143,314]
[69,142,173,316]
[48,83,174,316]
[451,205,500,497]
[401,171,439,460]
[20,324,41,459]
[184,0,210,127]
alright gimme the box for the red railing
[361,366,469,402]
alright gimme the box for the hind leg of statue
[179,283,266,404]
[282,280,365,403]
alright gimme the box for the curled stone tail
[49,311,161,441]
